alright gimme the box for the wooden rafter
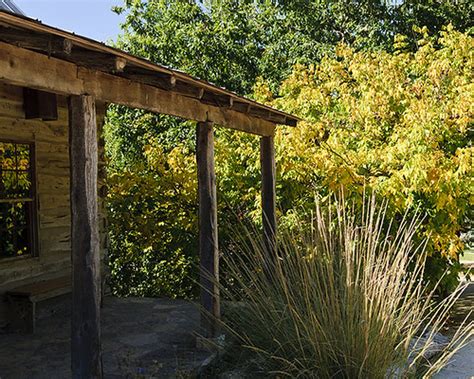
[0,10,300,128]
[0,25,72,55]
[0,41,276,136]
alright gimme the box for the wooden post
[260,136,277,261]
[196,121,220,337]
[69,95,102,378]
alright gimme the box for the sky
[15,0,126,42]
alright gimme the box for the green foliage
[265,27,473,292]
[113,0,473,93]
[214,27,474,293]
[392,0,473,49]
[105,108,199,297]
[219,196,473,378]
[105,0,473,297]
[113,0,263,93]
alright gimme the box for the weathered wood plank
[0,41,276,136]
[0,26,72,54]
[39,214,70,229]
[0,86,108,328]
[40,241,71,254]
[196,121,220,337]
[0,116,68,139]
[0,82,23,100]
[0,258,71,286]
[0,98,24,118]
[36,142,69,154]
[37,166,70,179]
[38,189,69,202]
[69,95,102,378]
[38,174,69,188]
[260,136,277,261]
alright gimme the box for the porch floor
[0,297,212,378]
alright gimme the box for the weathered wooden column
[260,136,277,260]
[69,95,102,378]
[196,121,220,337]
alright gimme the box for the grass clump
[219,196,472,378]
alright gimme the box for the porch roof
[0,10,299,136]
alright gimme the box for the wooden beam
[69,95,102,379]
[249,106,270,119]
[0,26,72,55]
[196,121,220,338]
[0,11,298,128]
[173,80,204,99]
[267,113,288,125]
[62,50,128,73]
[120,70,176,91]
[201,92,233,108]
[260,136,277,262]
[114,57,127,73]
[231,101,251,114]
[0,41,275,136]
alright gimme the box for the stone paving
[0,287,471,378]
[0,297,212,378]
[434,282,474,379]
[435,343,474,379]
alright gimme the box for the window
[0,141,37,259]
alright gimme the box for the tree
[113,0,473,94]
[263,26,473,291]
[105,1,473,296]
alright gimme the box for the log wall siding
[0,83,107,326]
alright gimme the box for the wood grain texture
[0,83,107,326]
[0,41,276,136]
[196,121,220,337]
[0,12,298,127]
[260,136,277,262]
[68,95,102,378]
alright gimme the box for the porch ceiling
[0,10,300,136]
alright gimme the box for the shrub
[104,27,473,297]
[263,26,473,292]
[104,124,199,298]
[220,196,472,378]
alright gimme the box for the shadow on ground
[0,297,211,378]
[434,282,474,379]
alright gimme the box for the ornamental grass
[217,196,472,378]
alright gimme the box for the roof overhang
[0,10,299,136]
[0,0,24,15]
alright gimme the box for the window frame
[0,139,38,261]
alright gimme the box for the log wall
[0,83,107,326]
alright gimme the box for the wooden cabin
[0,86,109,329]
[0,10,298,377]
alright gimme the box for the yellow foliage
[268,27,473,259]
